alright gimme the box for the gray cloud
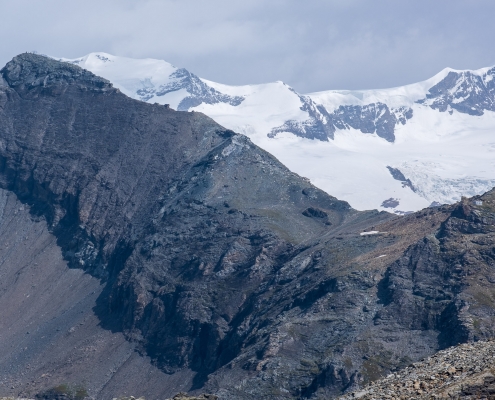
[1,0,494,93]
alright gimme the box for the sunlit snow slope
[59,53,495,213]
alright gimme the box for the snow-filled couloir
[58,53,495,213]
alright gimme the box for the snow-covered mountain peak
[62,52,178,78]
[54,52,495,214]
[60,53,243,111]
[309,65,495,112]
[418,66,495,116]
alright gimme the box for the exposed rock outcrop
[418,67,495,116]
[340,340,495,399]
[270,94,412,142]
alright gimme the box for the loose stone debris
[339,340,495,399]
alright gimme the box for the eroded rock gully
[0,54,494,399]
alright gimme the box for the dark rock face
[268,89,336,141]
[331,103,411,142]
[418,68,495,115]
[381,198,400,208]
[270,94,412,142]
[1,54,495,399]
[378,193,495,347]
[302,206,328,218]
[386,166,416,191]
[135,67,244,110]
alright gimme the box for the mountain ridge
[1,53,495,399]
[0,53,375,398]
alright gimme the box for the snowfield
[58,53,495,213]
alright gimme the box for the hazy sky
[1,0,494,93]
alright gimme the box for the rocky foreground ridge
[339,340,495,399]
[0,54,494,399]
